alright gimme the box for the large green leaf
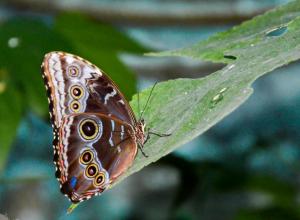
[115,0,300,184]
[0,69,22,173]
[55,13,147,99]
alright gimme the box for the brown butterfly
[41,51,168,205]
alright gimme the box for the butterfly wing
[41,51,139,202]
[57,113,137,203]
[41,51,137,129]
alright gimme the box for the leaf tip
[67,203,79,214]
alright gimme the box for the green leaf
[153,1,300,64]
[0,18,73,173]
[115,0,300,184]
[55,13,147,99]
[0,18,73,116]
[0,69,22,173]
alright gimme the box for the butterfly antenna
[137,90,141,119]
[140,82,158,120]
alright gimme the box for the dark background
[0,0,299,220]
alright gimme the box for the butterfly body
[41,52,145,203]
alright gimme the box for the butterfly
[41,51,168,205]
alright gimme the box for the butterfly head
[136,119,147,146]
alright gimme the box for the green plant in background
[0,13,146,173]
[55,13,146,98]
[0,19,71,173]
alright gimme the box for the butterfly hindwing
[57,113,137,203]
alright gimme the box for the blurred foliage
[0,18,72,173]
[234,176,300,220]
[0,70,22,174]
[55,13,146,98]
[0,13,146,173]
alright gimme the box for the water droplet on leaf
[219,87,228,93]
[224,55,237,60]
[8,37,20,48]
[266,26,287,37]
[212,93,222,102]
[228,64,235,70]
[210,87,228,108]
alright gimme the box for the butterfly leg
[143,130,151,145]
[143,129,171,144]
[148,130,172,137]
[139,129,171,158]
[138,143,148,158]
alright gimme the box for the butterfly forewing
[41,51,139,203]
[42,51,136,128]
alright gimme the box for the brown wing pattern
[41,51,136,129]
[41,51,138,203]
[58,113,137,203]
